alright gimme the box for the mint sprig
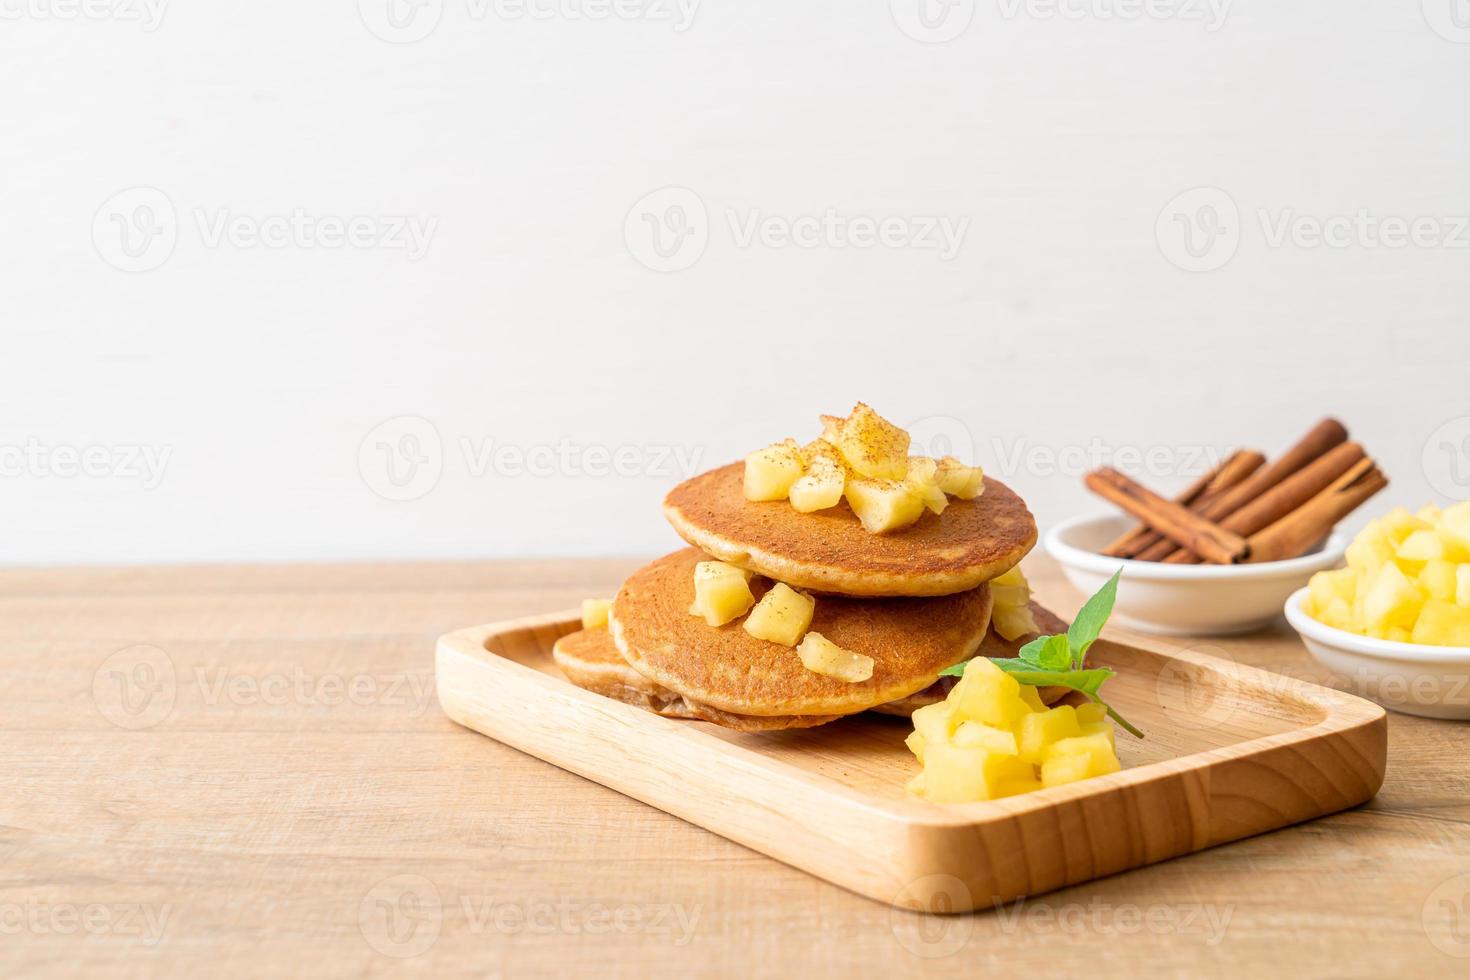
[939,569,1142,739]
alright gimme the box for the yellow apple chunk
[934,455,985,499]
[581,599,611,629]
[830,402,910,480]
[743,438,804,501]
[1412,598,1470,646]
[789,456,846,513]
[795,631,874,683]
[920,743,1036,803]
[844,477,925,533]
[953,721,1019,755]
[689,561,755,627]
[950,659,1032,730]
[742,583,815,646]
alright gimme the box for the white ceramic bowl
[1044,513,1348,636]
[1284,587,1470,720]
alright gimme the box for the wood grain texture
[2,556,1468,977]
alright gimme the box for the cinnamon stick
[1163,441,1367,564]
[1103,450,1264,559]
[1138,418,1348,561]
[1085,468,1249,564]
[1245,459,1388,563]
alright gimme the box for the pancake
[609,548,994,717]
[663,462,1037,597]
[551,627,839,731]
[869,601,1071,716]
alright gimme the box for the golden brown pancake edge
[663,462,1038,597]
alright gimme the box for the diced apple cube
[935,456,985,499]
[904,731,928,764]
[1411,598,1470,646]
[950,659,1031,730]
[743,439,804,501]
[830,402,910,480]
[1346,519,1394,572]
[1459,565,1470,608]
[1362,561,1424,632]
[1041,732,1121,786]
[920,743,1035,803]
[581,598,611,629]
[911,701,958,745]
[689,561,756,627]
[796,631,874,683]
[906,457,948,516]
[953,721,1019,755]
[1399,529,1446,562]
[789,456,846,513]
[1017,705,1082,765]
[1419,560,1458,602]
[1018,685,1046,712]
[742,583,815,645]
[844,477,925,534]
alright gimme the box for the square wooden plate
[436,610,1386,912]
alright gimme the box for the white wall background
[3,1,1468,565]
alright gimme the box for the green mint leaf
[1017,634,1071,672]
[1065,568,1123,669]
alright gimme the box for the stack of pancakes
[554,447,1065,732]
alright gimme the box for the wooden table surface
[3,555,1468,978]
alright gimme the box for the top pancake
[609,548,993,717]
[663,462,1038,597]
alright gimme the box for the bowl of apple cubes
[1285,502,1470,720]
